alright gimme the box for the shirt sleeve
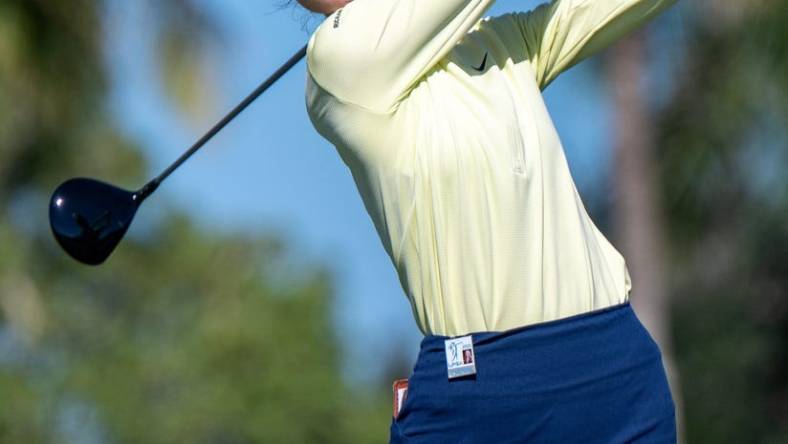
[513,0,678,89]
[307,0,495,113]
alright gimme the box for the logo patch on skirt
[445,335,476,379]
[392,379,409,419]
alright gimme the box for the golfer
[298,0,678,442]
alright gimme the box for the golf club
[50,45,308,266]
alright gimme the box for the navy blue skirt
[390,302,677,443]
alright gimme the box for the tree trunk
[609,32,686,442]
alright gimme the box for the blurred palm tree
[608,30,686,442]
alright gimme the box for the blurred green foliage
[655,1,788,443]
[0,1,389,443]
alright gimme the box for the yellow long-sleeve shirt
[305,0,677,336]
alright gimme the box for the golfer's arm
[308,0,494,112]
[516,0,678,89]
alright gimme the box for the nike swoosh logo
[473,52,488,72]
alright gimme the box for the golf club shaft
[136,44,308,202]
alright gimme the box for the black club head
[49,178,141,265]
[47,47,307,265]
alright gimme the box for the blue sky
[101,0,655,383]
